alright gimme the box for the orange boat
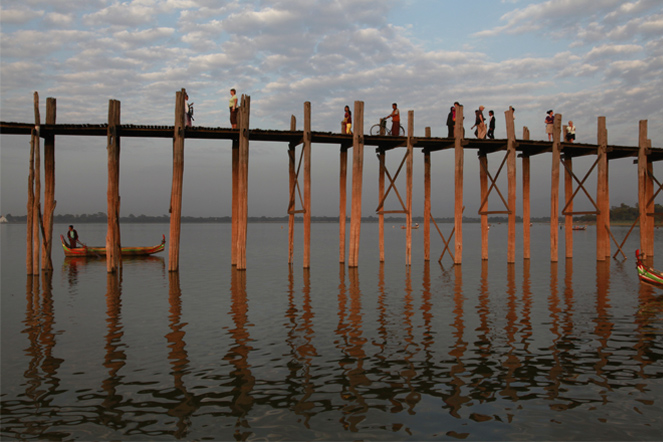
[60,234,166,257]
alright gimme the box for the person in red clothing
[385,103,400,136]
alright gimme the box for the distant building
[0,216,7,223]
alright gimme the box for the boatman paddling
[67,225,81,248]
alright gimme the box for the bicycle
[369,118,405,136]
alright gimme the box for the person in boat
[67,225,80,248]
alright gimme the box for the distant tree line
[3,203,658,224]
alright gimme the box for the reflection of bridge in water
[3,90,661,273]
[6,260,661,440]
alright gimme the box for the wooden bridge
[2,90,661,274]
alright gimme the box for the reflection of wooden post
[454,104,464,265]
[523,127,531,260]
[638,120,654,258]
[479,152,488,260]
[303,102,311,268]
[339,145,347,263]
[424,148,431,261]
[550,114,562,262]
[378,150,385,262]
[236,95,251,270]
[506,107,516,263]
[169,89,186,272]
[405,111,414,266]
[348,101,364,268]
[106,99,122,273]
[42,98,56,271]
[596,117,608,260]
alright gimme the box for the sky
[1,0,662,219]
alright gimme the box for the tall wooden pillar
[638,120,654,258]
[106,99,122,273]
[303,102,312,269]
[348,101,364,268]
[378,149,385,262]
[550,114,562,262]
[424,148,431,261]
[479,152,488,260]
[169,89,186,272]
[42,98,56,271]
[454,104,464,265]
[236,95,251,270]
[405,111,414,266]
[232,138,239,266]
[564,152,573,259]
[596,117,608,260]
[522,127,531,260]
[31,92,41,275]
[288,116,296,265]
[339,145,348,263]
[506,106,516,263]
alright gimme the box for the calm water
[1,222,662,441]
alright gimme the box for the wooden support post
[424,149,431,261]
[479,152,488,260]
[288,116,296,265]
[406,110,414,266]
[303,102,311,269]
[564,153,573,259]
[638,120,654,259]
[236,95,251,270]
[605,161,611,258]
[27,93,40,275]
[169,89,186,272]
[378,149,385,262]
[596,117,608,261]
[522,127,531,260]
[506,106,516,263]
[348,101,364,268]
[42,98,56,271]
[454,104,464,265]
[106,99,122,273]
[339,145,347,263]
[33,92,42,274]
[550,113,562,262]
[232,138,239,266]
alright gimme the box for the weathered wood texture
[597,117,608,260]
[550,114,562,262]
[303,102,312,268]
[506,107,516,263]
[564,152,573,259]
[32,92,41,275]
[522,127,531,260]
[406,110,414,266]
[348,101,364,268]
[424,149,431,261]
[106,99,121,273]
[169,89,186,271]
[378,150,385,262]
[479,153,488,260]
[236,95,251,270]
[42,98,56,271]
[454,104,464,265]
[339,146,347,263]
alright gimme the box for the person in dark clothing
[67,225,80,248]
[487,110,495,139]
[446,106,455,138]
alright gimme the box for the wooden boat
[572,225,587,230]
[400,223,420,230]
[636,249,663,287]
[60,234,166,257]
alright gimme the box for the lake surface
[1,222,662,441]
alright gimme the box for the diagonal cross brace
[478,150,511,215]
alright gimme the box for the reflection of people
[487,110,495,139]
[342,105,352,134]
[67,225,79,248]
[385,103,400,136]
[566,121,576,142]
[545,110,554,141]
[229,88,238,129]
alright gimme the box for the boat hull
[636,249,663,287]
[60,234,166,257]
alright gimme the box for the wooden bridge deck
[2,121,661,161]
